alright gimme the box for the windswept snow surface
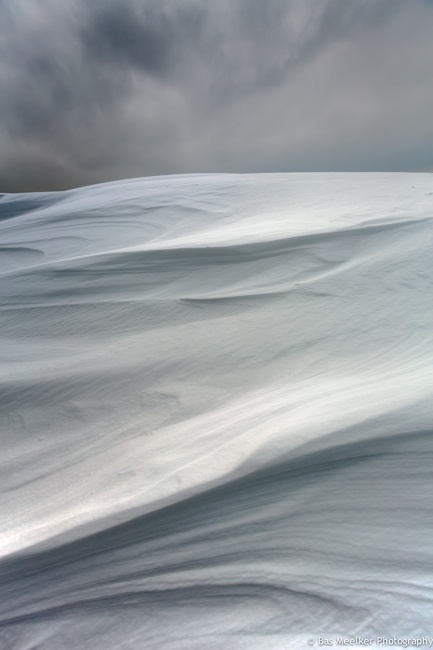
[1,173,433,649]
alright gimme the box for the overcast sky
[0,0,432,191]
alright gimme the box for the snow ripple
[1,173,433,648]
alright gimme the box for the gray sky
[1,0,432,191]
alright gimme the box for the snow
[1,172,433,649]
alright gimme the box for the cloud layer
[1,0,432,191]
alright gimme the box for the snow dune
[1,173,433,649]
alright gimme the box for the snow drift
[1,173,433,649]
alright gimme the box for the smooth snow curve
[1,173,433,649]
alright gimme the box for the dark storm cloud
[0,0,432,191]
[80,3,190,77]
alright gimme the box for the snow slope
[1,173,433,649]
